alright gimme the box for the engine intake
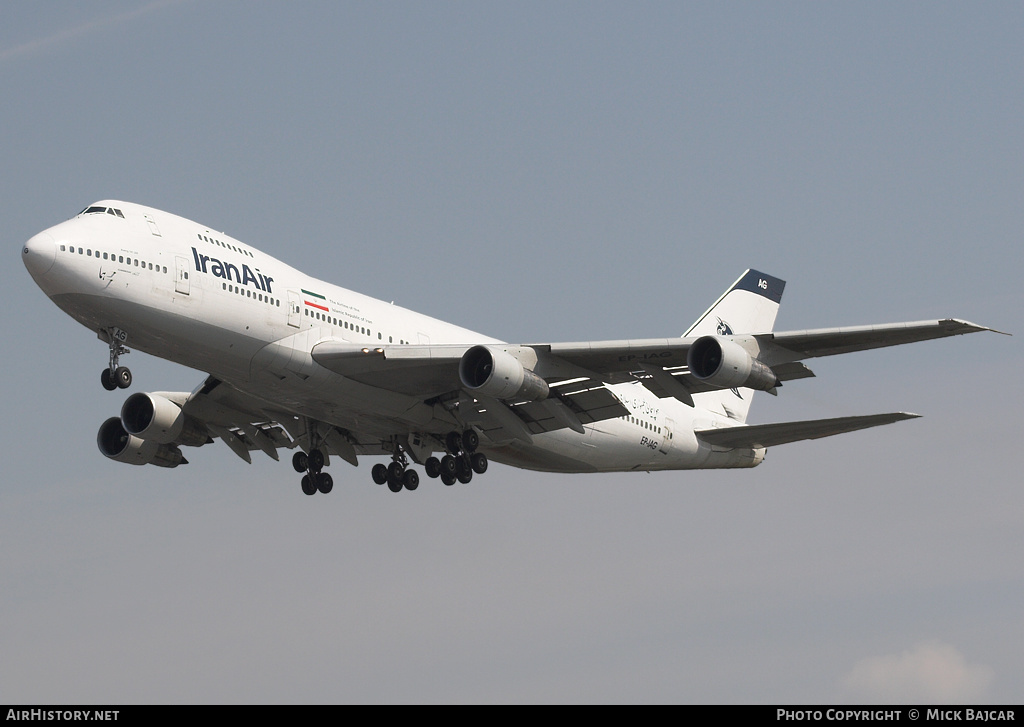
[687,336,777,392]
[459,345,549,401]
[121,392,209,446]
[97,417,187,468]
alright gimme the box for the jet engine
[97,417,187,468]
[687,336,777,392]
[120,392,210,446]
[459,345,549,401]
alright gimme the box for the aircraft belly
[48,292,261,381]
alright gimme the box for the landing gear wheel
[440,455,457,477]
[471,452,488,475]
[301,475,317,495]
[425,457,441,479]
[441,472,457,486]
[456,468,473,484]
[292,451,309,473]
[446,431,463,454]
[308,448,324,473]
[372,463,388,485]
[462,429,479,453]
[402,469,419,491]
[114,367,132,389]
[386,461,405,492]
[316,472,334,494]
[100,369,117,391]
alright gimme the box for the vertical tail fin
[685,269,786,423]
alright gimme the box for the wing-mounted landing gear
[423,429,488,487]
[292,421,334,495]
[100,329,132,391]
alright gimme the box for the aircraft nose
[22,231,57,279]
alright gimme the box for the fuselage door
[659,417,675,456]
[287,290,301,328]
[144,214,162,237]
[174,256,190,295]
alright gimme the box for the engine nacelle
[687,336,777,392]
[459,345,549,401]
[97,417,187,468]
[120,392,209,446]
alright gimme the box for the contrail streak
[0,0,190,64]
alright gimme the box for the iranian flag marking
[302,288,329,312]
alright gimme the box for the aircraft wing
[310,341,629,441]
[311,318,1000,414]
[759,318,1005,363]
[695,412,920,449]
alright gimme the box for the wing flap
[695,412,920,449]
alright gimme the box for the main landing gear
[292,429,491,496]
[368,429,489,492]
[422,429,488,487]
[293,449,334,495]
[101,335,132,391]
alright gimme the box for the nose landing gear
[101,333,132,391]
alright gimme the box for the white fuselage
[23,201,761,473]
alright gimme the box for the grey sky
[2,1,1021,703]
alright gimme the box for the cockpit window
[79,206,125,217]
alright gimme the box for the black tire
[292,451,308,473]
[456,468,473,484]
[387,461,404,481]
[371,463,388,485]
[446,431,462,454]
[456,455,472,479]
[101,369,117,391]
[402,469,419,491]
[115,367,132,389]
[424,456,441,478]
[308,448,324,473]
[301,475,316,495]
[316,472,334,494]
[441,472,456,486]
[471,452,488,475]
[440,455,457,477]
[387,473,403,493]
[462,429,479,453]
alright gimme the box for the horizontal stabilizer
[695,412,920,449]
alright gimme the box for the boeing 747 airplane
[21,201,1002,495]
